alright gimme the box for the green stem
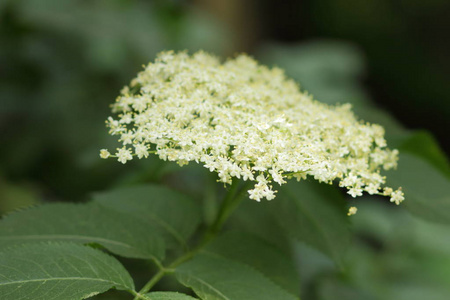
[209,179,240,234]
[133,179,249,298]
[203,172,218,226]
[134,269,165,298]
[208,180,251,239]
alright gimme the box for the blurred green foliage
[1,1,449,299]
[0,0,230,204]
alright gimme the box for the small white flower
[347,206,358,216]
[120,131,134,145]
[383,187,393,196]
[134,143,149,159]
[390,189,405,205]
[119,113,133,124]
[365,183,380,195]
[269,169,286,185]
[116,147,133,164]
[348,187,363,198]
[99,149,110,159]
[241,168,254,181]
[132,97,148,112]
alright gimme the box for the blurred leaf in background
[0,0,231,203]
[0,176,39,214]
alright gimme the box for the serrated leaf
[0,203,164,261]
[143,291,198,300]
[175,253,299,300]
[386,153,450,224]
[0,242,134,300]
[205,231,300,294]
[93,184,201,249]
[276,181,350,269]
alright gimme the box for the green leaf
[386,153,450,224]
[143,291,198,300]
[175,253,299,300]
[228,199,292,251]
[0,178,38,215]
[93,184,201,249]
[276,181,350,269]
[398,130,450,178]
[205,231,300,295]
[0,242,134,300]
[0,203,164,261]
[318,278,376,300]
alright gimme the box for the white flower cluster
[101,50,404,207]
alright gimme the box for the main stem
[207,178,241,236]
[133,179,248,299]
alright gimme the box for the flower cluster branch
[101,51,404,210]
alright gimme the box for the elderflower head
[101,50,404,210]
